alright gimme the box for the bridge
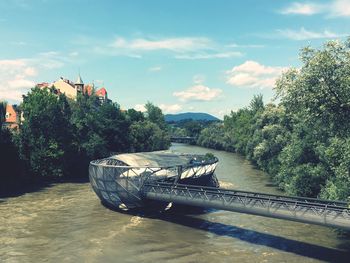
[142,182,350,230]
[89,153,350,231]
[170,136,196,143]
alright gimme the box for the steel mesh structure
[89,153,219,209]
[89,152,350,230]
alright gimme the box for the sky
[0,0,350,118]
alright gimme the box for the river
[1,143,350,262]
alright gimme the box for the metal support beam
[142,182,350,230]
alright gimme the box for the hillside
[165,112,220,122]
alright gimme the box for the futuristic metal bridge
[142,182,350,230]
[89,152,350,231]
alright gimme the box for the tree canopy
[197,39,350,201]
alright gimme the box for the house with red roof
[4,104,21,130]
[36,75,111,104]
[95,87,111,104]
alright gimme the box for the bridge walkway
[142,182,350,230]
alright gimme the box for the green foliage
[145,102,167,130]
[197,123,226,150]
[204,152,215,161]
[168,119,216,139]
[4,87,171,183]
[126,108,145,122]
[198,39,350,200]
[0,127,23,192]
[129,120,170,152]
[18,87,74,177]
[249,94,264,113]
[318,138,350,200]
[275,39,350,137]
[0,101,7,127]
[183,120,202,137]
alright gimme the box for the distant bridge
[142,182,350,230]
[170,136,196,143]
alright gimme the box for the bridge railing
[142,182,350,230]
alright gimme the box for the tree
[144,102,167,130]
[97,103,131,153]
[273,38,350,198]
[197,123,225,150]
[249,94,264,113]
[129,121,170,152]
[70,93,108,175]
[0,101,7,128]
[275,39,350,137]
[126,108,145,122]
[18,87,74,177]
[183,120,203,137]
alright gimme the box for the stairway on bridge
[142,182,350,231]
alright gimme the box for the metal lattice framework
[142,182,350,230]
[89,154,218,209]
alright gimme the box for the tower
[75,74,84,92]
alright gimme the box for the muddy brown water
[1,143,350,262]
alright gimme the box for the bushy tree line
[169,119,218,140]
[197,39,350,201]
[0,89,170,191]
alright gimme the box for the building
[95,87,111,104]
[37,75,110,104]
[4,104,21,130]
[52,78,78,99]
[74,75,84,93]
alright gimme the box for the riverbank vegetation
[0,92,170,195]
[197,39,350,201]
[169,119,218,140]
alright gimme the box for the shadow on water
[0,177,89,199]
[109,203,350,263]
[161,213,350,262]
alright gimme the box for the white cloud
[175,51,242,60]
[134,104,146,112]
[148,66,162,72]
[280,2,322,15]
[69,51,79,57]
[111,37,211,52]
[227,43,264,48]
[277,27,345,40]
[280,1,350,17]
[209,108,232,119]
[0,51,69,102]
[0,59,26,68]
[159,104,182,114]
[7,79,35,89]
[226,60,287,89]
[0,59,37,102]
[10,41,27,46]
[330,0,350,17]
[24,67,37,77]
[174,84,222,102]
[193,74,206,84]
[101,36,244,60]
[135,103,182,113]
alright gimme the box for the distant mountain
[165,112,220,122]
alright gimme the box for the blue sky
[0,0,349,118]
